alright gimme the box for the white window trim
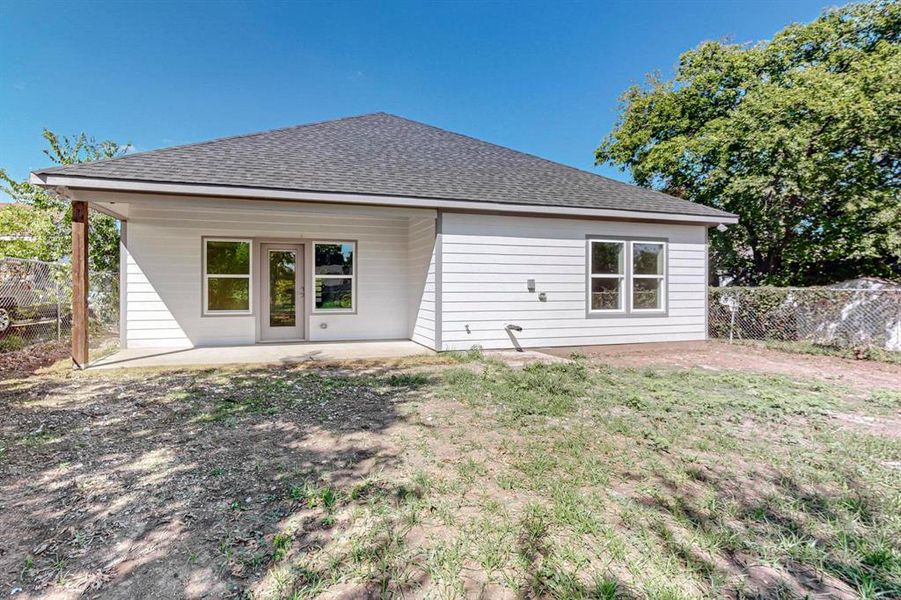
[630,241,667,313]
[312,241,356,314]
[203,237,253,316]
[588,239,627,314]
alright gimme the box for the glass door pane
[269,250,296,327]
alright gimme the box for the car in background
[0,259,70,340]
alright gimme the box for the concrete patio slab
[89,340,433,370]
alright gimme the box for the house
[30,113,737,367]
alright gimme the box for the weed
[466,345,484,361]
[593,574,620,599]
[272,532,291,562]
[457,457,486,484]
[385,373,430,387]
[321,487,336,510]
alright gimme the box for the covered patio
[43,191,438,370]
[88,339,433,370]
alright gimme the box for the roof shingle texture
[36,113,733,219]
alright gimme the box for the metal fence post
[55,275,61,341]
[729,303,736,344]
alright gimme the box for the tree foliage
[596,0,901,285]
[0,203,57,261]
[0,130,125,272]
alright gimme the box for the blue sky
[1,0,830,186]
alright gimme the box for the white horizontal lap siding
[124,200,417,348]
[123,242,192,349]
[407,216,437,349]
[438,213,708,351]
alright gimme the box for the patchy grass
[0,353,898,598]
[732,339,901,365]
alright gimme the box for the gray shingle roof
[35,113,734,219]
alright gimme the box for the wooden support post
[72,200,89,369]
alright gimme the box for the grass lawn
[0,350,899,599]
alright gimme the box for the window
[589,240,625,312]
[313,241,355,312]
[631,242,665,311]
[587,238,666,315]
[204,239,252,314]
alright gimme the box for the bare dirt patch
[0,341,68,380]
[0,367,423,599]
[831,410,901,439]
[538,340,901,391]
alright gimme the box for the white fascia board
[29,173,740,225]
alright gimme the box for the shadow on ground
[637,463,897,599]
[1,353,898,599]
[0,366,429,598]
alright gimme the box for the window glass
[633,278,662,310]
[204,240,252,313]
[207,278,250,311]
[206,241,250,274]
[633,243,664,275]
[269,250,296,327]
[588,238,666,314]
[591,241,623,274]
[591,278,621,311]
[313,241,355,311]
[315,243,354,275]
[315,277,353,310]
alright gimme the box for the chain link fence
[0,257,118,353]
[709,285,901,353]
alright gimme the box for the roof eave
[29,172,739,226]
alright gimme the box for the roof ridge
[38,112,391,174]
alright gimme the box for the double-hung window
[589,240,626,312]
[313,241,355,312]
[204,238,252,314]
[631,242,666,311]
[588,238,666,315]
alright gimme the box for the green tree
[0,202,57,260]
[0,130,126,272]
[596,0,901,285]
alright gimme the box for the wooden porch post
[72,200,89,368]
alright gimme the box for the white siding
[407,216,437,349]
[118,193,708,351]
[122,196,435,348]
[438,212,708,351]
